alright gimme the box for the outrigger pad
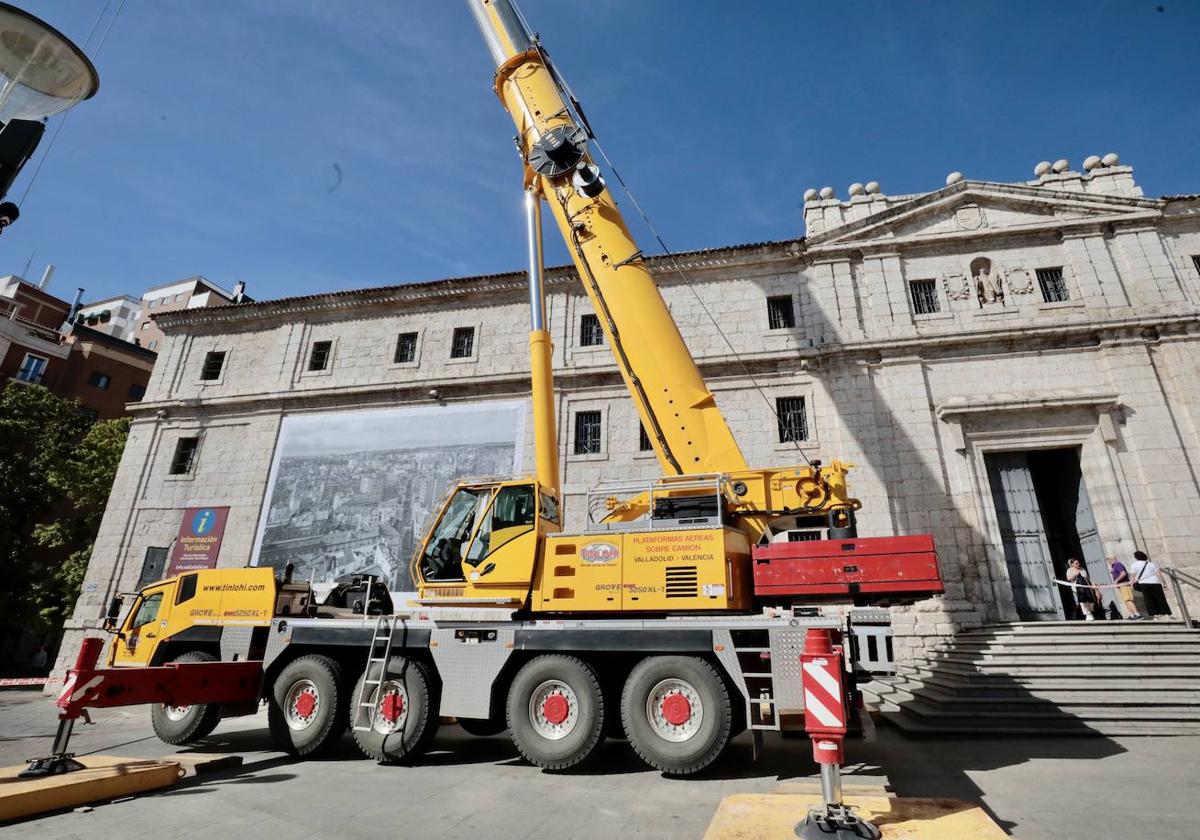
[795,805,883,839]
[18,754,86,778]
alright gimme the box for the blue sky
[8,1,1199,305]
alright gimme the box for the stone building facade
[58,159,1200,673]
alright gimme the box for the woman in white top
[1130,551,1172,619]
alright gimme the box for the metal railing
[1162,567,1200,628]
[585,473,731,532]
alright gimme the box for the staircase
[862,621,1200,736]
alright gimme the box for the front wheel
[150,651,222,745]
[507,655,604,771]
[621,656,732,776]
[267,655,347,756]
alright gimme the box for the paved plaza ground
[2,690,1196,839]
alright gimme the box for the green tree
[34,416,131,625]
[0,386,128,629]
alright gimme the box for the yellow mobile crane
[30,0,941,786]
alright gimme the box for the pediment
[807,181,1160,248]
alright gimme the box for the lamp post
[0,2,99,211]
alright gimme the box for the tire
[458,717,506,737]
[349,657,440,763]
[621,656,732,776]
[150,651,222,745]
[507,655,604,771]
[267,655,347,756]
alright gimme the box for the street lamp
[0,2,99,205]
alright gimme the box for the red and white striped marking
[801,656,845,731]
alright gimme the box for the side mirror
[102,595,123,631]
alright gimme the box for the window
[638,422,653,452]
[579,313,604,347]
[420,487,490,581]
[130,592,162,628]
[1192,255,1200,276]
[308,340,332,371]
[200,350,226,381]
[909,279,940,315]
[147,340,158,351]
[170,437,200,475]
[148,299,159,309]
[128,383,146,401]
[1036,267,1070,303]
[394,332,418,364]
[573,410,602,455]
[15,353,47,383]
[776,397,809,443]
[176,573,198,605]
[88,371,111,390]
[174,293,185,302]
[141,322,150,330]
[767,295,796,329]
[465,484,536,565]
[450,326,475,359]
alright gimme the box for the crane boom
[467,0,748,477]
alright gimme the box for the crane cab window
[130,592,163,629]
[465,484,536,566]
[422,487,490,581]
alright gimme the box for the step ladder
[352,614,395,732]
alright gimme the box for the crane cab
[412,477,561,606]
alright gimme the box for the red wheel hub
[294,689,317,719]
[541,693,569,725]
[661,692,692,726]
[380,691,404,723]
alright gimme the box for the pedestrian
[1066,558,1100,621]
[1109,557,1143,620]
[30,645,48,672]
[1130,550,1172,620]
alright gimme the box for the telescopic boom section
[467,0,748,476]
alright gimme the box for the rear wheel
[267,655,347,756]
[150,651,222,745]
[507,655,604,771]
[621,656,732,776]
[349,657,439,763]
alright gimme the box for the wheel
[458,717,506,737]
[621,656,732,776]
[349,657,439,763]
[506,655,604,771]
[267,655,347,756]
[150,651,222,745]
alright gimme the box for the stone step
[949,629,1200,643]
[958,621,1190,636]
[873,706,1200,737]
[927,652,1200,667]
[908,661,1200,682]
[901,669,1200,698]
[928,640,1200,655]
[865,680,1200,717]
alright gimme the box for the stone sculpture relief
[943,273,972,301]
[970,257,1004,307]
[955,205,986,231]
[1005,267,1035,294]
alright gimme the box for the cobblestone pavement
[2,690,1196,839]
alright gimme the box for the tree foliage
[0,386,129,628]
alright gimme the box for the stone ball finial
[1102,152,1120,166]
[1034,161,1052,177]
[865,181,880,194]
[945,171,964,185]
[818,186,835,200]
[803,188,818,202]
[1052,158,1070,173]
[848,182,865,196]
[1083,155,1102,171]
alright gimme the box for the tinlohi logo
[580,541,620,565]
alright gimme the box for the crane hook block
[529,124,588,177]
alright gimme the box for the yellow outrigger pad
[0,755,182,823]
[703,792,1008,840]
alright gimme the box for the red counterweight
[752,534,943,605]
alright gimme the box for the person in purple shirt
[1109,557,1143,620]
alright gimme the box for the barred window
[1036,267,1070,303]
[766,295,796,329]
[394,332,418,364]
[88,371,111,390]
[638,422,652,452]
[579,313,604,347]
[909,279,940,315]
[308,340,332,371]
[573,411,602,455]
[200,351,225,381]
[776,397,809,443]
[170,437,200,475]
[451,327,475,359]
